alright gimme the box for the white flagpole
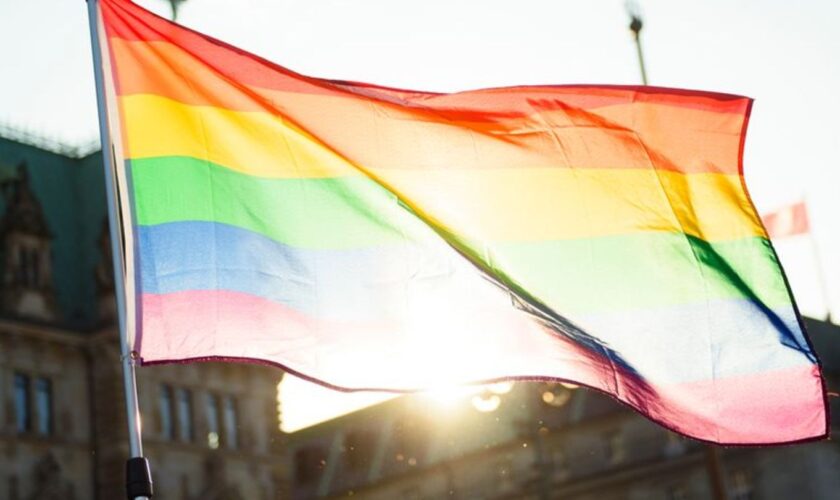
[812,240,833,322]
[808,222,833,323]
[85,1,153,498]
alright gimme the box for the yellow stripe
[121,95,761,242]
[121,94,357,178]
[372,168,763,242]
[122,94,746,179]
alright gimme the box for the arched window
[15,244,41,288]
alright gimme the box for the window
[13,374,52,435]
[16,246,40,288]
[664,431,687,457]
[666,484,689,500]
[205,393,220,449]
[391,418,423,469]
[295,447,327,485]
[496,457,514,492]
[29,248,40,286]
[180,475,190,500]
[176,388,194,442]
[222,395,238,449]
[16,247,28,286]
[400,486,421,500]
[604,431,626,464]
[14,373,30,433]
[34,377,52,435]
[344,430,375,472]
[9,475,19,500]
[730,470,753,500]
[551,448,567,478]
[159,385,174,440]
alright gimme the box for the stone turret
[0,161,56,320]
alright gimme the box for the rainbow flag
[96,0,826,444]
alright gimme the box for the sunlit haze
[2,0,839,431]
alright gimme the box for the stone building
[0,131,286,500]
[287,318,840,500]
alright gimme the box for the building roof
[0,134,107,329]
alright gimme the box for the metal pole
[704,445,727,500]
[811,235,833,323]
[632,32,649,85]
[629,14,649,85]
[804,198,833,322]
[85,1,153,498]
[626,1,649,86]
[167,0,186,21]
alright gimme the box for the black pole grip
[126,457,154,499]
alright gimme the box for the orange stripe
[112,39,747,175]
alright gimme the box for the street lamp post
[626,3,649,85]
[165,0,187,21]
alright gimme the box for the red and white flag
[762,201,810,238]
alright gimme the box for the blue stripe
[139,220,452,321]
[138,221,814,384]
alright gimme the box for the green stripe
[130,155,791,313]
[491,234,790,314]
[130,156,414,249]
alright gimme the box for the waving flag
[95,0,826,444]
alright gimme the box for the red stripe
[101,0,752,177]
[101,0,750,117]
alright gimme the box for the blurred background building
[285,318,840,500]
[1,126,839,500]
[0,132,285,500]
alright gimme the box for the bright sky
[2,0,839,431]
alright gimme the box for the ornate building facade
[0,133,286,500]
